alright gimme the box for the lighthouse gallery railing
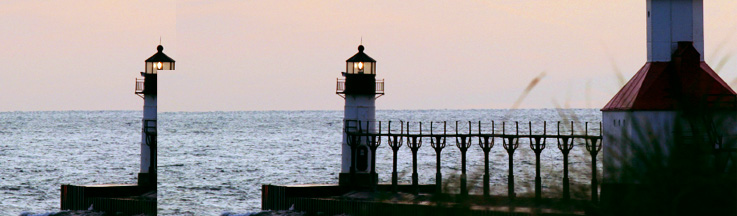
[135,78,145,94]
[336,78,385,95]
[344,120,603,203]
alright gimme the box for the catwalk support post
[455,121,472,198]
[406,122,422,195]
[502,122,520,202]
[585,122,602,204]
[557,121,575,201]
[478,121,495,198]
[430,121,447,194]
[529,121,547,204]
[387,121,404,193]
[366,121,382,191]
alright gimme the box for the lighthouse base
[338,173,378,188]
[60,184,156,215]
[137,172,156,190]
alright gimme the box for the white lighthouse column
[141,92,156,173]
[138,74,157,188]
[341,95,376,173]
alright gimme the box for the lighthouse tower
[135,45,175,188]
[337,45,384,186]
[601,0,737,210]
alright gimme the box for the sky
[1,0,736,112]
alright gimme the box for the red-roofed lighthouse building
[601,0,737,209]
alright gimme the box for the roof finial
[358,37,365,52]
[159,36,162,45]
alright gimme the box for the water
[0,109,601,215]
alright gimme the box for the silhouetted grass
[506,72,546,118]
[602,110,737,216]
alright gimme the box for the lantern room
[144,45,176,74]
[345,45,376,75]
[137,45,176,95]
[338,45,384,96]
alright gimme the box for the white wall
[603,109,737,183]
[141,94,157,173]
[604,111,678,183]
[341,94,376,173]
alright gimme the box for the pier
[263,120,603,215]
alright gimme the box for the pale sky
[1,0,736,112]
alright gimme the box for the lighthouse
[337,45,384,186]
[601,0,737,211]
[136,45,175,188]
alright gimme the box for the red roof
[602,43,736,111]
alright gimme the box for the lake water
[0,109,602,215]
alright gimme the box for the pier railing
[336,79,385,96]
[344,120,602,203]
